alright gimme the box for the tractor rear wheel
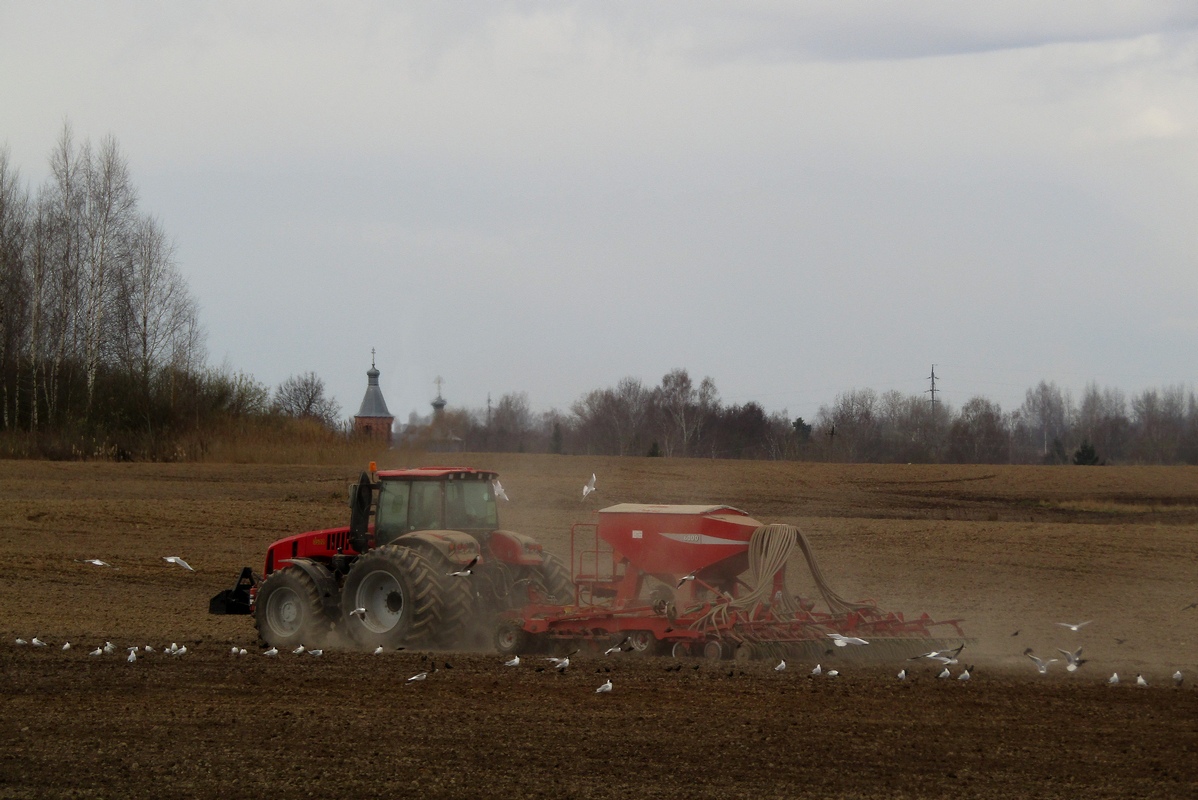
[533,553,575,605]
[255,567,331,649]
[411,549,475,648]
[340,546,444,650]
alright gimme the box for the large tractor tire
[340,546,451,650]
[255,566,331,649]
[533,553,575,605]
[409,549,475,648]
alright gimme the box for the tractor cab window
[445,480,498,530]
[409,481,443,531]
[375,480,411,544]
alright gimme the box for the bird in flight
[828,633,869,647]
[1026,654,1058,674]
[676,571,697,588]
[582,473,597,500]
[604,637,630,656]
[447,556,479,578]
[1055,621,1093,632]
[492,479,510,502]
[909,643,965,663]
[162,556,195,572]
[1056,647,1086,672]
[595,679,613,694]
[349,607,368,620]
[77,558,116,568]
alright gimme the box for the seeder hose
[690,524,878,638]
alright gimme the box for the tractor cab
[372,467,500,545]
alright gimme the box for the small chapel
[353,351,394,443]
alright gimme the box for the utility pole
[926,365,939,418]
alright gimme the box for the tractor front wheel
[255,567,330,649]
[340,546,443,650]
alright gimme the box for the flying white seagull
[162,556,195,572]
[909,644,965,663]
[492,479,510,502]
[596,679,613,694]
[447,556,479,578]
[828,633,869,647]
[1055,621,1093,632]
[76,558,116,568]
[1057,647,1085,672]
[604,637,630,656]
[582,473,597,500]
[676,571,697,589]
[103,641,117,655]
[349,607,367,620]
[1027,654,1058,674]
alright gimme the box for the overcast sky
[3,2,1196,424]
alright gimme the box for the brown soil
[2,457,1197,799]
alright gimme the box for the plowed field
[3,456,1198,799]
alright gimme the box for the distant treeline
[3,129,1195,465]
[405,371,1198,466]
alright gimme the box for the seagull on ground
[447,556,479,578]
[309,649,323,657]
[505,655,521,667]
[62,642,71,651]
[827,669,840,677]
[828,633,869,647]
[175,646,187,656]
[1108,672,1120,685]
[104,641,117,655]
[582,473,597,500]
[373,646,384,655]
[1173,670,1183,686]
[406,667,435,683]
[596,679,613,693]
[89,647,102,656]
[293,644,305,655]
[238,648,247,656]
[14,638,27,645]
[676,571,697,588]
[263,647,279,657]
[76,558,116,568]
[897,669,907,681]
[958,667,972,681]
[1026,654,1058,674]
[938,667,951,679]
[604,638,630,656]
[775,659,787,672]
[349,607,367,620]
[127,650,137,663]
[1055,621,1093,632]
[32,637,47,647]
[1136,674,1148,687]
[1057,647,1086,672]
[231,646,240,655]
[162,556,195,572]
[492,479,509,502]
[810,664,822,676]
[144,646,153,653]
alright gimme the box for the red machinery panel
[596,504,762,578]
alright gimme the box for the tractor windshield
[445,480,498,530]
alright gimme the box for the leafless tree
[273,372,342,428]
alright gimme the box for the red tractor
[210,466,572,650]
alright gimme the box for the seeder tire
[494,622,530,656]
[340,546,445,650]
[255,567,331,649]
